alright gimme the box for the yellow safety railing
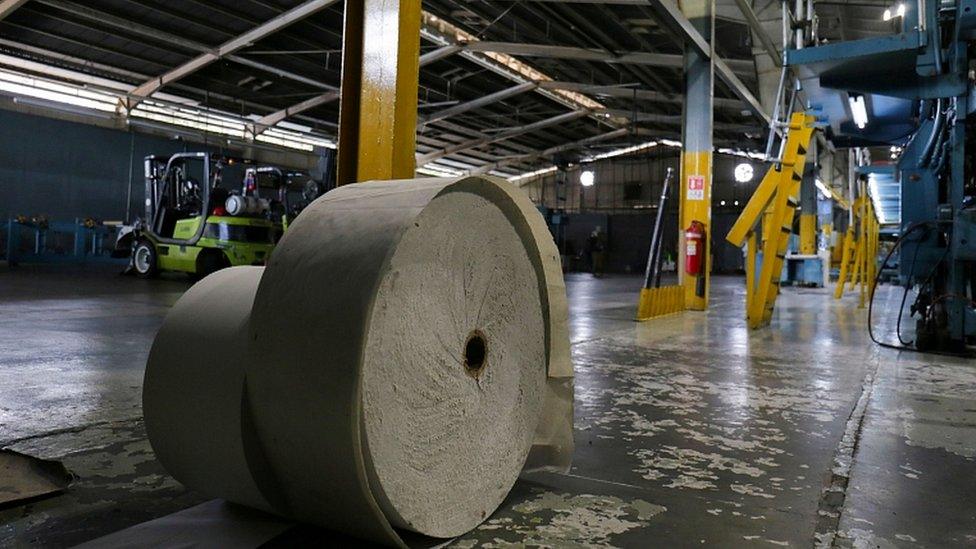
[834,186,880,305]
[726,112,817,329]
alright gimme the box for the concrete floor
[1,265,974,547]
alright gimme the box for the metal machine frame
[787,0,976,352]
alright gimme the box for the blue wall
[0,108,210,222]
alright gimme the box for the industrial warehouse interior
[1,0,975,547]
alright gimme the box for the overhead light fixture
[883,4,904,21]
[734,163,754,183]
[734,200,740,206]
[720,200,726,206]
[815,178,833,200]
[849,94,868,129]
[508,166,557,183]
[867,174,893,225]
[580,170,595,187]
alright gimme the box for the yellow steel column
[867,201,878,298]
[678,0,714,311]
[799,164,817,255]
[833,227,854,298]
[746,231,757,319]
[799,215,817,254]
[857,182,867,308]
[336,0,421,185]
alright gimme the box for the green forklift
[116,152,329,278]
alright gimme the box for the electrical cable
[898,238,951,345]
[894,235,922,346]
[869,222,928,350]
[867,221,974,357]
[919,99,945,168]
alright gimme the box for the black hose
[895,237,922,346]
[929,106,955,175]
[867,221,972,357]
[919,99,945,168]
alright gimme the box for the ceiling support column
[678,0,714,311]
[800,161,819,255]
[336,0,422,185]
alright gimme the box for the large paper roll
[142,266,272,513]
[247,177,548,543]
[142,176,574,547]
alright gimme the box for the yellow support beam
[727,164,781,247]
[726,112,816,329]
[677,0,714,312]
[857,180,868,308]
[336,0,422,185]
[833,228,854,299]
[828,188,851,211]
[746,230,756,319]
[799,214,817,254]
[851,232,864,307]
[679,151,712,310]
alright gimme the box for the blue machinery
[787,0,976,351]
[1,218,126,266]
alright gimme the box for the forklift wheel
[133,240,158,279]
[195,249,231,280]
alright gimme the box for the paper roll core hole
[463,330,488,378]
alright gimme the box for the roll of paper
[143,176,574,547]
[143,266,273,513]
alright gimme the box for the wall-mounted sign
[687,175,705,201]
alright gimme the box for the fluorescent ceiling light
[814,178,833,200]
[849,95,868,129]
[0,66,336,153]
[509,142,766,185]
[417,164,463,177]
[867,177,887,224]
[508,166,557,183]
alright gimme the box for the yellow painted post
[857,181,867,308]
[833,228,854,298]
[746,231,756,319]
[822,223,835,264]
[850,234,863,298]
[866,201,878,299]
[680,152,712,310]
[799,214,817,254]
[336,0,421,185]
[864,200,874,298]
[799,163,817,255]
[678,0,713,312]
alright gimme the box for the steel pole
[642,167,674,289]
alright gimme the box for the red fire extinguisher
[684,221,706,276]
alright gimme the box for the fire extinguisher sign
[686,175,705,201]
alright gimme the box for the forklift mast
[143,152,214,247]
